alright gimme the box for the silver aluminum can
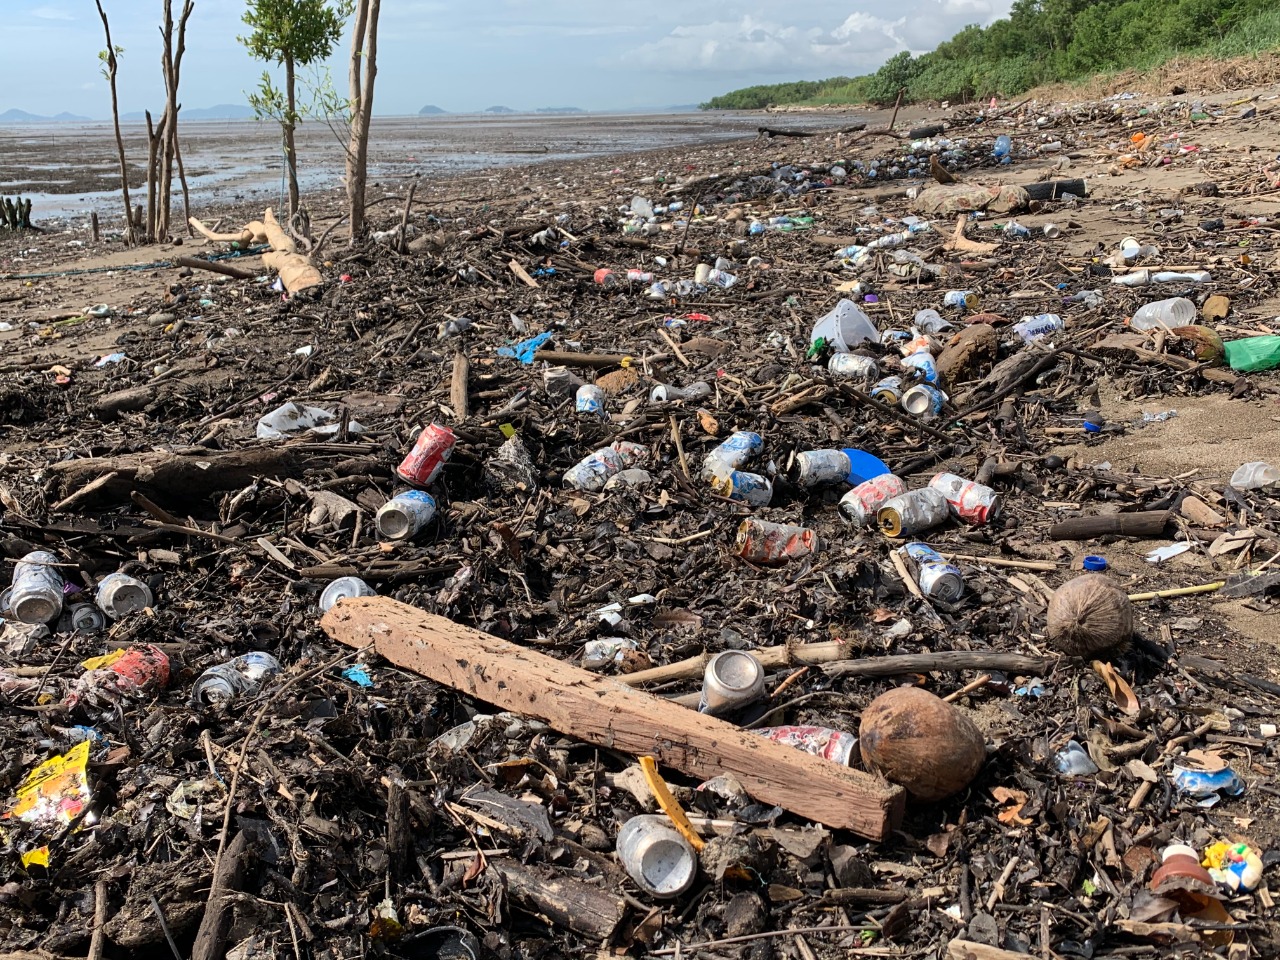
[376,491,437,541]
[827,353,879,379]
[698,651,766,714]
[918,562,965,602]
[10,551,64,624]
[616,815,697,898]
[701,431,763,478]
[878,487,950,537]
[794,449,852,487]
[710,469,772,506]
[320,576,376,613]
[575,384,607,418]
[96,572,154,620]
[870,376,904,404]
[901,383,947,418]
[838,474,908,525]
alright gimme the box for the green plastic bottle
[1224,335,1280,373]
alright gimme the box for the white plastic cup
[96,572,154,620]
[10,551,64,624]
[616,815,697,898]
[376,491,438,541]
[320,576,376,612]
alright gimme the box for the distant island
[534,107,586,115]
[122,103,254,122]
[419,104,448,115]
[0,108,91,123]
[484,106,517,114]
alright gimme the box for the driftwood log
[1048,510,1172,541]
[49,447,301,506]
[321,598,906,839]
[490,861,627,942]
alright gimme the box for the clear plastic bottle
[1130,297,1196,331]
[1229,462,1280,491]
[993,135,1012,161]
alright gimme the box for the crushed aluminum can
[929,472,1002,525]
[564,442,648,492]
[902,543,965,602]
[735,518,817,563]
[1171,766,1245,807]
[698,651,766,714]
[96,572,154,620]
[752,725,858,765]
[827,353,879,379]
[67,644,171,708]
[190,651,282,709]
[795,449,854,487]
[376,491,437,541]
[838,474,908,525]
[396,422,457,487]
[9,552,64,625]
[320,576,376,613]
[701,431,763,479]
[901,383,947,418]
[878,487,950,538]
[900,350,938,383]
[575,384,607,419]
[710,468,773,507]
[1012,313,1064,344]
[870,376,904,404]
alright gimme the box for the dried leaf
[697,409,720,435]
[1183,749,1228,772]
[991,786,1032,825]
[1092,660,1140,716]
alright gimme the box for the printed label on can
[735,519,816,563]
[929,473,1001,525]
[839,474,908,525]
[713,471,773,507]
[795,450,852,487]
[752,726,857,765]
[827,354,878,379]
[396,423,457,487]
[870,376,904,403]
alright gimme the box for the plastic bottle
[993,135,1011,162]
[96,572,154,620]
[650,381,712,403]
[1130,297,1196,332]
[1223,335,1280,373]
[1012,314,1064,343]
[9,552,64,624]
[1229,462,1280,491]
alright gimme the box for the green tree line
[702,0,1280,109]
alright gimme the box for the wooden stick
[321,599,904,839]
[1128,581,1225,602]
[941,553,1058,572]
[489,861,626,941]
[1048,511,1171,541]
[619,640,850,687]
[190,831,249,960]
[174,255,257,281]
[533,349,630,369]
[890,549,924,600]
[450,351,470,420]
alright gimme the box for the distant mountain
[184,103,255,120]
[534,106,586,115]
[484,105,517,114]
[419,104,448,115]
[0,108,90,123]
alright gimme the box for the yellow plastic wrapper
[3,740,93,868]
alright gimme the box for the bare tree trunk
[144,111,168,244]
[174,125,192,235]
[284,55,300,218]
[158,0,193,240]
[94,1,135,246]
[345,0,380,243]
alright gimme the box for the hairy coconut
[1046,574,1133,657]
[858,686,986,801]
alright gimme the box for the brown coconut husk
[858,686,986,802]
[1046,573,1134,658]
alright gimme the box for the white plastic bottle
[1130,297,1196,332]
[1230,462,1280,491]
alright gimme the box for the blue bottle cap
[1082,555,1108,571]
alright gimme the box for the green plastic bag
[1224,335,1280,373]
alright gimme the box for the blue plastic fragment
[1171,765,1245,807]
[342,666,374,688]
[497,330,554,364]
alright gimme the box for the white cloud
[31,5,75,20]
[624,14,907,74]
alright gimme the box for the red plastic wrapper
[396,423,457,487]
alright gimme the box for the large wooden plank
[321,597,904,840]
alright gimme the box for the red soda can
[929,472,1002,525]
[593,268,617,287]
[67,643,171,707]
[838,474,907,526]
[752,725,858,765]
[397,423,458,487]
[735,519,817,564]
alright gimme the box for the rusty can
[929,472,1002,525]
[396,422,457,487]
[698,651,766,714]
[710,468,773,506]
[902,543,965,602]
[878,487,950,537]
[870,376,904,404]
[838,474,908,525]
[827,353,879,379]
[735,518,817,563]
[752,725,858,765]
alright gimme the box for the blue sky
[14,1,1013,117]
